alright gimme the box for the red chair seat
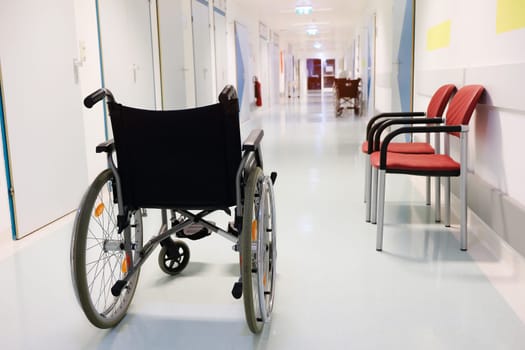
[370,152,460,173]
[361,141,434,154]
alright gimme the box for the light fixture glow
[295,6,312,15]
[306,28,318,36]
[313,42,322,49]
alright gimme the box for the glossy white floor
[1,92,525,349]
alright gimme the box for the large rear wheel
[71,169,143,328]
[241,167,277,333]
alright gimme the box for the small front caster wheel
[158,240,190,275]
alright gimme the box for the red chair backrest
[426,84,456,117]
[445,85,485,136]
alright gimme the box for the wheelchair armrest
[242,129,264,151]
[96,139,115,154]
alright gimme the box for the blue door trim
[0,81,17,240]
[95,0,109,141]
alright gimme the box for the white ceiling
[251,0,368,55]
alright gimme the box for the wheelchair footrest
[176,223,211,241]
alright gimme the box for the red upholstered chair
[371,85,485,252]
[363,84,456,223]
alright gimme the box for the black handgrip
[83,88,115,108]
[219,85,238,103]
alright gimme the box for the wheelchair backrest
[335,78,360,98]
[107,93,242,210]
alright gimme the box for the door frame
[0,70,17,240]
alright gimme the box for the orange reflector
[121,254,131,274]
[94,203,105,217]
[263,272,267,287]
[251,220,258,241]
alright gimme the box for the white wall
[414,0,525,208]
[348,0,394,114]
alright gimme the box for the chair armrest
[242,129,264,151]
[370,117,444,152]
[96,139,115,154]
[379,125,465,169]
[366,111,426,137]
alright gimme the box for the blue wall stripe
[397,0,414,113]
[0,83,17,239]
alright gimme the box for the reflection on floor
[1,92,524,349]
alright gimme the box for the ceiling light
[306,28,318,36]
[313,42,322,49]
[295,6,312,15]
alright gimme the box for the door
[98,0,156,114]
[192,0,214,106]
[324,59,336,89]
[157,0,195,109]
[0,0,88,238]
[269,41,280,106]
[363,14,376,115]
[214,6,228,97]
[307,59,322,90]
[0,79,14,239]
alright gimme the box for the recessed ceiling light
[306,28,318,36]
[295,6,312,15]
[313,42,322,49]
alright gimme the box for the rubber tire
[71,169,142,329]
[241,167,264,333]
[158,240,190,276]
[258,176,277,319]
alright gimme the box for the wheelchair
[334,78,361,116]
[70,85,277,334]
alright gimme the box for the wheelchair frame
[70,86,277,334]
[334,78,361,116]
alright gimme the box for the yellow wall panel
[426,20,451,51]
[497,0,525,34]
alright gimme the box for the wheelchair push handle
[219,85,238,103]
[84,88,115,108]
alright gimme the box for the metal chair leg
[445,177,451,227]
[460,138,468,251]
[426,176,431,205]
[371,167,378,224]
[376,170,386,251]
[364,159,368,203]
[365,160,372,222]
[435,177,441,222]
